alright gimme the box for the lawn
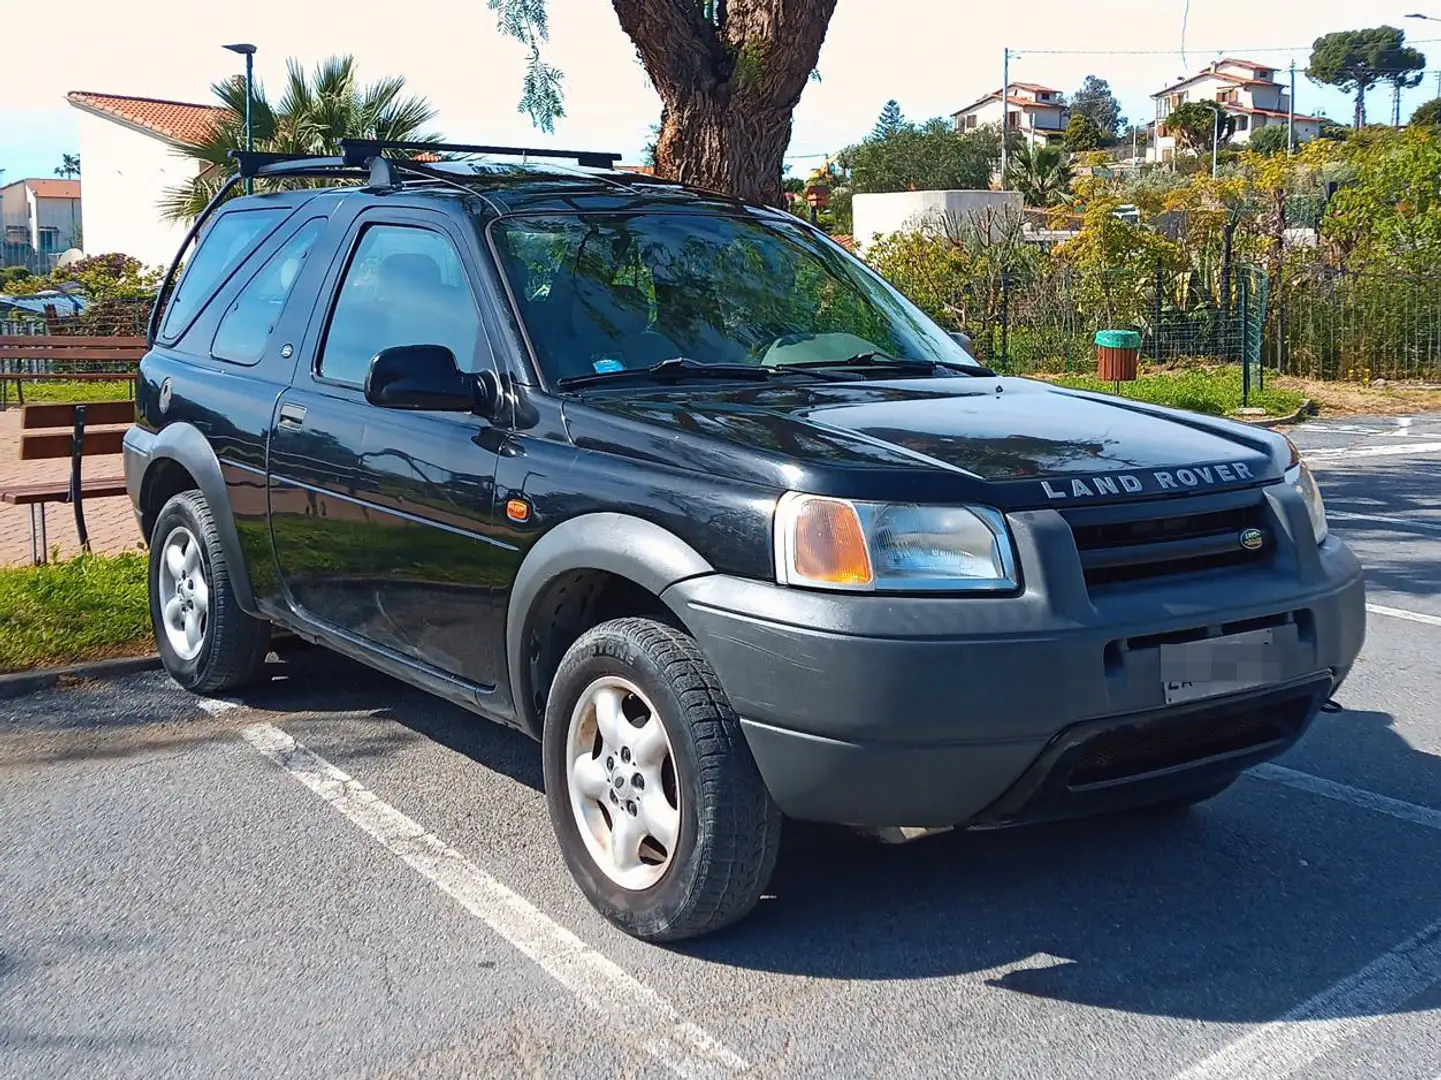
[1039,366,1307,419]
[11,379,135,405]
[0,552,152,673]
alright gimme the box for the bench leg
[29,504,48,565]
[71,405,90,555]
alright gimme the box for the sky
[2,0,1440,183]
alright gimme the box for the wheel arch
[506,513,714,739]
[138,423,258,614]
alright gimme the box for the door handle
[278,403,307,429]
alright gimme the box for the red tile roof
[954,89,1067,115]
[67,91,224,146]
[26,179,80,199]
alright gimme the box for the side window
[319,224,481,387]
[161,208,289,339]
[212,219,327,365]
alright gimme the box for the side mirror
[364,345,485,412]
[950,330,975,354]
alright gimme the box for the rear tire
[148,490,269,694]
[542,617,782,942]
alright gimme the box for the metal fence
[961,263,1268,380]
[1267,271,1441,383]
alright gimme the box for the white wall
[35,196,82,250]
[74,111,198,267]
[852,190,1024,250]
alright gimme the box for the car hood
[562,376,1284,507]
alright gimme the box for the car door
[267,207,514,690]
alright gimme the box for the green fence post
[1240,270,1250,408]
[1153,259,1164,365]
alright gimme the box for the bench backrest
[18,401,133,460]
[0,335,148,362]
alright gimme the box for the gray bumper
[663,495,1366,827]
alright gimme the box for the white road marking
[1379,417,1414,437]
[1305,441,1441,462]
[1251,764,1441,831]
[1330,511,1441,535]
[1366,603,1441,629]
[1168,916,1441,1080]
[196,697,241,715]
[239,723,748,1080]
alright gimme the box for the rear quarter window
[160,207,290,342]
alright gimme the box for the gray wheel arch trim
[126,423,258,614]
[505,513,714,737]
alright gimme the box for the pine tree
[871,100,906,141]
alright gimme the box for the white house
[952,83,1069,146]
[1147,59,1322,164]
[66,91,224,267]
[1,178,82,270]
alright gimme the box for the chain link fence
[961,263,1268,384]
[1268,271,1441,383]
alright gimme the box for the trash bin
[1095,330,1141,383]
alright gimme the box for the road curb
[1234,400,1313,429]
[0,654,161,700]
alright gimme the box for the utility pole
[1288,61,1296,154]
[1212,107,1220,178]
[1000,47,1011,189]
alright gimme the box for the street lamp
[223,43,257,193]
[1405,15,1441,97]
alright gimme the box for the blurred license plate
[1160,628,1278,705]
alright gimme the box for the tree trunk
[1354,85,1366,129]
[654,95,793,205]
[612,0,838,207]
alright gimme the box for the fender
[505,513,714,736]
[125,422,259,614]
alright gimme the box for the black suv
[125,141,1365,942]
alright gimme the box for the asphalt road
[3,413,1440,1080]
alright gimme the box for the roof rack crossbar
[231,150,356,179]
[338,138,622,170]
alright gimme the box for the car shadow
[1314,456,1441,605]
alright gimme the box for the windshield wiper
[556,356,775,390]
[776,351,998,377]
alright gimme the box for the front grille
[1064,490,1272,589]
[1067,689,1315,787]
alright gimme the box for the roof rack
[339,138,622,170]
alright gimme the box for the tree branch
[720,0,837,109]
[610,0,724,101]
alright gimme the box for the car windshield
[489,211,982,386]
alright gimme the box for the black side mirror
[364,345,485,412]
[950,330,975,353]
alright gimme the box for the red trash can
[1095,330,1141,382]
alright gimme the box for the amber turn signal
[791,497,874,587]
[505,498,531,523]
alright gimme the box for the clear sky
[2,0,1439,183]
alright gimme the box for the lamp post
[1405,15,1441,97]
[223,43,257,193]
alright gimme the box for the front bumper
[663,488,1366,828]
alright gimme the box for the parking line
[1169,915,1441,1080]
[1330,511,1441,535]
[239,722,748,1080]
[1305,441,1441,462]
[1251,764,1441,831]
[1366,603,1441,629]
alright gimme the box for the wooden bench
[2,400,132,564]
[0,335,145,409]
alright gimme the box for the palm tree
[1005,142,1074,207]
[161,55,441,222]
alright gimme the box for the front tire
[542,617,782,942]
[149,490,269,694]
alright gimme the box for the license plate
[1160,628,1279,705]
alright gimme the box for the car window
[211,219,327,365]
[319,224,481,386]
[162,208,290,339]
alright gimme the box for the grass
[0,552,152,674]
[1038,366,1308,418]
[11,380,134,405]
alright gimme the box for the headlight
[773,493,1017,592]
[1285,460,1328,544]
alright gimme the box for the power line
[1019,37,1441,57]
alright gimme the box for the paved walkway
[0,410,142,566]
